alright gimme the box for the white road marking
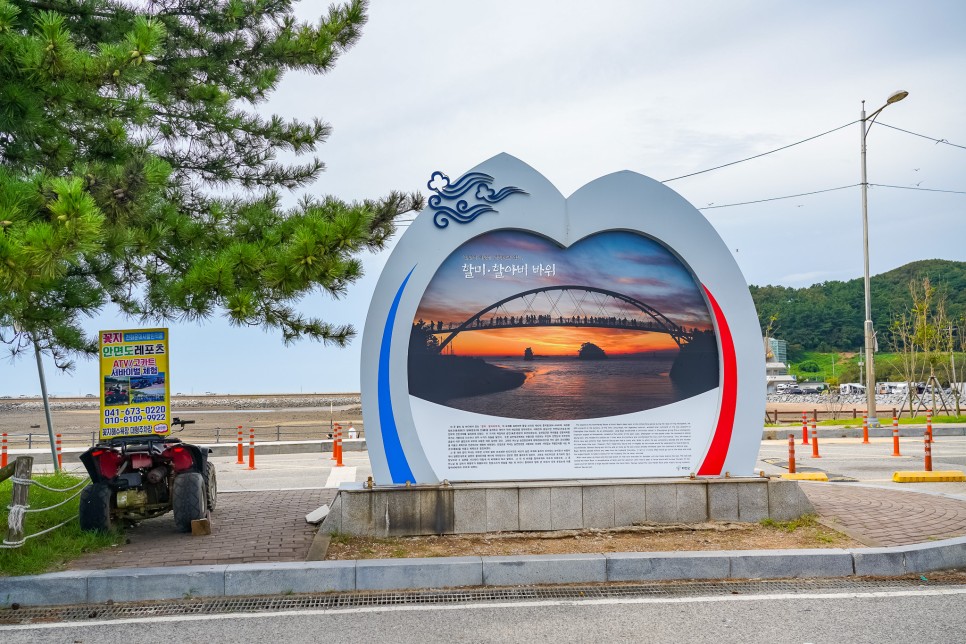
[324,466,357,488]
[4,587,966,631]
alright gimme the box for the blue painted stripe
[378,267,416,484]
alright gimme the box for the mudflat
[0,395,362,447]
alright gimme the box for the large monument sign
[361,154,763,485]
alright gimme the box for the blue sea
[444,356,686,420]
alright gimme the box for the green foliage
[0,0,422,369]
[1,471,121,576]
[787,351,964,386]
[751,260,966,353]
[787,351,854,383]
[328,530,353,545]
[759,514,819,532]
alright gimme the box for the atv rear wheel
[205,461,218,511]
[78,483,113,532]
[172,472,207,532]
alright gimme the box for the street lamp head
[886,90,909,104]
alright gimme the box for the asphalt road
[3,585,965,643]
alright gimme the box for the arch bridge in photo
[423,285,695,352]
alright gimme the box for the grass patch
[759,514,820,532]
[328,531,354,546]
[0,471,122,576]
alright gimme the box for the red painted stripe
[698,285,737,476]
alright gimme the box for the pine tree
[0,0,420,369]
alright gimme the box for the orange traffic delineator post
[787,434,796,474]
[810,422,820,458]
[236,426,244,464]
[892,412,902,456]
[801,411,809,445]
[330,423,340,461]
[1,433,7,468]
[248,427,256,470]
[56,433,63,468]
[334,423,344,468]
[927,410,933,443]
[924,433,933,472]
[862,413,869,444]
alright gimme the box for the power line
[699,184,859,210]
[871,183,966,195]
[396,180,963,220]
[661,121,858,183]
[699,181,966,211]
[877,122,966,151]
[394,117,964,220]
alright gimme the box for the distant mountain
[750,259,966,355]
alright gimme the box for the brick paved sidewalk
[67,489,334,570]
[802,483,966,547]
[62,481,966,571]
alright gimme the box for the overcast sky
[3,0,964,396]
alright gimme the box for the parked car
[785,386,805,394]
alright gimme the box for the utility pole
[859,89,908,425]
[32,335,60,473]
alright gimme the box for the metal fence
[764,408,954,423]
[0,421,364,451]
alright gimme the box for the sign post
[98,329,171,441]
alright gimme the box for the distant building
[765,337,787,364]
[763,337,794,393]
[766,361,796,393]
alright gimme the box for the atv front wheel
[172,472,207,532]
[78,483,113,532]
[205,461,218,511]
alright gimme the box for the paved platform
[803,483,966,546]
[8,441,966,606]
[24,451,366,570]
[45,444,966,570]
[66,489,334,570]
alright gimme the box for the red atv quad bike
[78,418,216,532]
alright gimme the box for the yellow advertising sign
[98,328,171,440]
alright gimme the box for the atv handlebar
[171,417,195,431]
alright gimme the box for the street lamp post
[860,90,908,426]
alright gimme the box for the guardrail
[763,408,949,423]
[0,422,365,451]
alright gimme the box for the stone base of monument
[319,478,813,537]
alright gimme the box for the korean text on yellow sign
[99,328,170,440]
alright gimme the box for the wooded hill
[750,259,966,356]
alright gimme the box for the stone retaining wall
[321,478,814,537]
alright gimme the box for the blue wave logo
[427,171,527,228]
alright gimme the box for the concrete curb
[4,536,966,608]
